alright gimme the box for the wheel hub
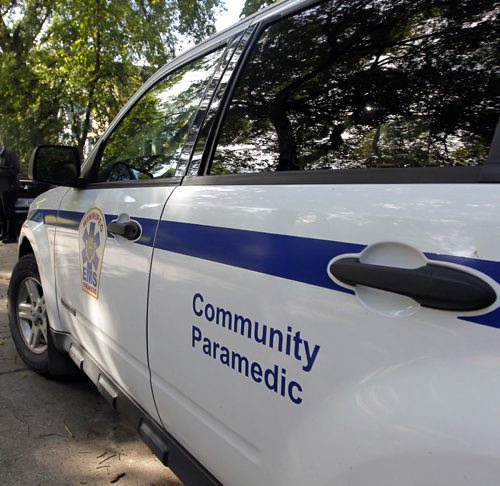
[17,276,48,354]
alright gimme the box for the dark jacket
[0,147,20,192]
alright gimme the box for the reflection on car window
[98,48,224,182]
[211,0,499,174]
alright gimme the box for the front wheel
[8,254,75,376]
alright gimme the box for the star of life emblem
[79,208,107,298]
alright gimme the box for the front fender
[18,186,70,334]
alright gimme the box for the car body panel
[50,186,178,420]
[147,183,500,484]
[20,186,70,335]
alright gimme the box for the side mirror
[28,145,82,187]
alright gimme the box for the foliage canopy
[0,0,223,171]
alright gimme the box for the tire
[8,254,75,376]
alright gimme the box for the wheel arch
[18,234,34,259]
[17,225,64,335]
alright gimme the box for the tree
[0,0,59,172]
[0,0,223,171]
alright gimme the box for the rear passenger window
[98,48,223,182]
[211,0,499,174]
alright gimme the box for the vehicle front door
[53,46,227,418]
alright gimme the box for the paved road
[0,243,182,485]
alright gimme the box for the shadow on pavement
[0,243,182,485]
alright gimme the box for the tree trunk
[268,93,299,171]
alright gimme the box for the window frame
[191,0,500,185]
[81,36,238,189]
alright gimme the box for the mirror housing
[28,145,83,187]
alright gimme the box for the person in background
[0,136,20,243]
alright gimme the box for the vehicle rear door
[147,1,500,484]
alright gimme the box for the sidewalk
[0,243,181,485]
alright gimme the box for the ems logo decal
[79,208,107,299]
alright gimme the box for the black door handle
[329,257,496,311]
[108,220,141,240]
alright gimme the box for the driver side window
[98,48,224,182]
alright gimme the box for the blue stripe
[155,221,500,327]
[29,209,500,329]
[56,210,81,230]
[156,220,363,294]
[134,217,158,247]
[32,209,157,247]
[30,209,58,225]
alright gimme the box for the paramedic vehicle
[8,0,500,484]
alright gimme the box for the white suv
[8,0,500,484]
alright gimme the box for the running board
[51,328,221,486]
